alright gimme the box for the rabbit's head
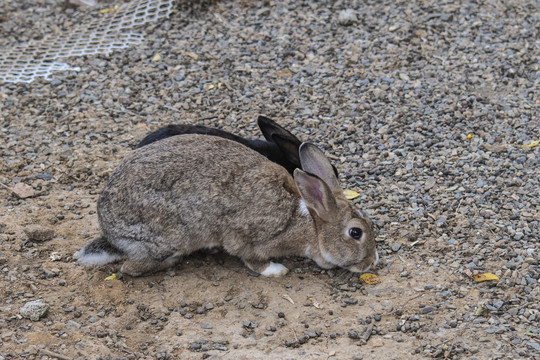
[295,143,379,273]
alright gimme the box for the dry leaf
[152,53,161,62]
[343,189,360,200]
[12,183,35,198]
[99,5,119,13]
[472,273,499,282]
[207,84,215,90]
[475,304,488,316]
[360,273,380,285]
[308,297,322,309]
[104,273,117,281]
[519,139,540,148]
[282,294,295,304]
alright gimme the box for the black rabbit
[136,116,337,176]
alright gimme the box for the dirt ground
[1,192,515,360]
[1,0,539,359]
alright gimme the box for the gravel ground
[1,0,539,359]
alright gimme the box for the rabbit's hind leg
[243,259,289,277]
[120,252,183,277]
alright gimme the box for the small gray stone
[435,217,447,227]
[338,9,357,26]
[526,342,540,351]
[493,300,504,309]
[201,323,212,329]
[391,243,401,252]
[66,320,81,330]
[36,172,53,181]
[485,326,503,334]
[421,306,436,314]
[213,343,228,351]
[24,225,55,242]
[20,300,49,321]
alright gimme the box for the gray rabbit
[77,135,378,277]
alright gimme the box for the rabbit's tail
[77,236,124,265]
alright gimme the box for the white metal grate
[0,0,175,83]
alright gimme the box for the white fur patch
[77,251,122,266]
[204,242,220,249]
[299,200,310,217]
[304,245,311,258]
[320,250,339,266]
[374,250,380,266]
[261,262,289,277]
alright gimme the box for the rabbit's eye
[349,227,363,240]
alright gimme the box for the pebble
[337,9,357,26]
[36,172,53,181]
[24,225,55,242]
[20,300,49,321]
[242,320,258,329]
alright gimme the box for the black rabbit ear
[270,134,301,169]
[257,116,302,145]
[299,143,340,192]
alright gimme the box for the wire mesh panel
[0,0,175,83]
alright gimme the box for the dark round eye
[349,227,363,240]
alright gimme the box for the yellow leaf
[360,273,380,285]
[207,84,215,90]
[343,189,360,200]
[104,273,117,281]
[217,83,222,88]
[152,53,161,62]
[99,5,119,13]
[519,139,540,148]
[472,273,499,282]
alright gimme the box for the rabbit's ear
[270,133,301,168]
[258,116,302,144]
[299,143,340,192]
[294,169,338,222]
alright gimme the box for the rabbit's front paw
[245,261,288,277]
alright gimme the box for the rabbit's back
[98,135,300,261]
